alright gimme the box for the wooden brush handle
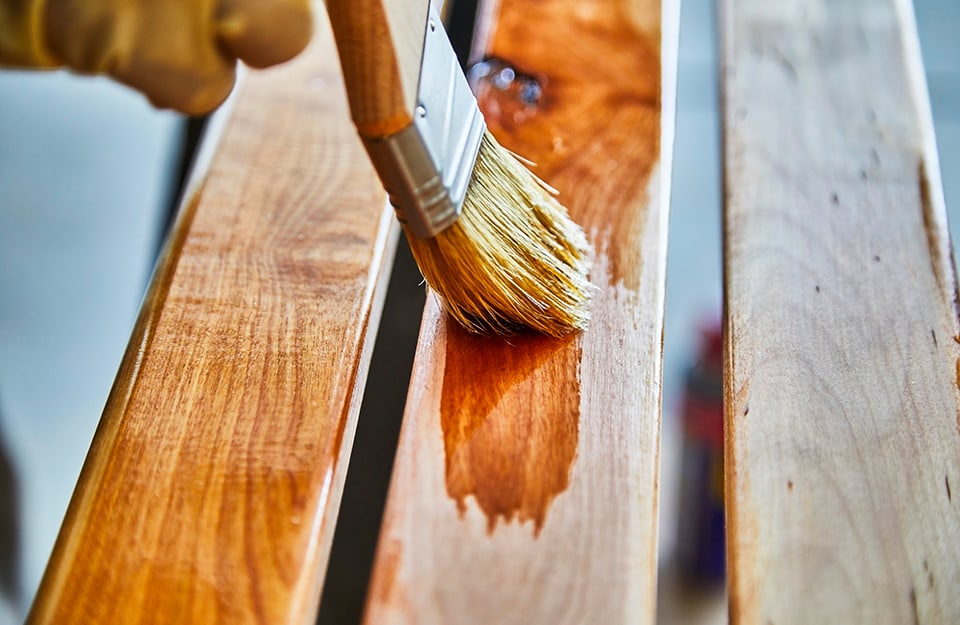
[326,0,429,138]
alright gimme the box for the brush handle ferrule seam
[353,3,485,238]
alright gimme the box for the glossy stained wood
[27,7,398,624]
[722,0,960,623]
[362,0,678,622]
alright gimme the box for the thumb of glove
[1,0,313,115]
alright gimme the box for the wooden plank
[362,0,678,622]
[27,6,398,624]
[722,0,960,622]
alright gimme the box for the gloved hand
[0,0,313,114]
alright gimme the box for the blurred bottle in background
[675,317,725,585]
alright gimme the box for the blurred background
[0,0,956,623]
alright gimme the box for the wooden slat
[722,0,960,622]
[362,0,678,622]
[27,7,398,624]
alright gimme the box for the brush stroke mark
[441,323,581,536]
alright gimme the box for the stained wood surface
[362,0,678,623]
[27,7,398,624]
[722,0,960,623]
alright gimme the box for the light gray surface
[0,71,182,621]
[0,1,955,623]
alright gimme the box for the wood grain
[27,7,398,624]
[722,0,960,623]
[326,0,428,137]
[361,0,678,622]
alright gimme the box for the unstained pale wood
[722,0,960,622]
[361,0,678,622]
[27,8,398,624]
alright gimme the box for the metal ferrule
[361,4,486,239]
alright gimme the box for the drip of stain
[440,0,661,535]
[440,321,581,536]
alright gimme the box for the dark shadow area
[447,0,481,68]
[0,411,21,612]
[315,237,425,625]
[315,3,477,622]
[154,115,209,259]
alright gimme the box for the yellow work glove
[0,0,313,114]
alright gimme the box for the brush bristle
[406,129,592,338]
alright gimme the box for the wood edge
[26,190,204,623]
[721,294,745,625]
[650,0,681,615]
[26,95,236,623]
[894,0,960,326]
[716,0,746,621]
[897,0,960,462]
[359,293,444,625]
[291,209,401,624]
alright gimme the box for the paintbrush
[326,0,591,337]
